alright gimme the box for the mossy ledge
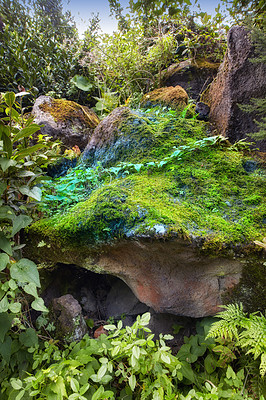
[27,106,266,257]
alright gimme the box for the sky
[62,0,225,37]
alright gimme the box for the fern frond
[206,304,246,341]
[239,313,266,360]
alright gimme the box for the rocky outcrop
[162,59,220,100]
[141,86,188,110]
[32,96,100,150]
[83,107,155,167]
[28,237,243,318]
[202,26,266,150]
[26,105,265,318]
[51,294,87,342]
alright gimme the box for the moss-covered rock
[141,86,188,110]
[161,58,220,100]
[26,106,266,317]
[32,95,100,150]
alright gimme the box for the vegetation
[0,0,265,398]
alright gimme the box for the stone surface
[162,59,220,100]
[195,102,210,121]
[32,95,100,150]
[106,279,149,319]
[202,26,266,150]
[28,237,243,318]
[82,107,155,167]
[51,294,87,342]
[141,86,188,110]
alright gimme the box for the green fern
[206,304,266,377]
[206,303,247,341]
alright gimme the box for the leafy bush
[0,91,61,394]
[2,312,262,399]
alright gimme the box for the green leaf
[19,186,42,201]
[4,92,15,107]
[70,377,79,393]
[2,134,13,157]
[97,364,107,380]
[13,124,41,142]
[0,253,10,271]
[10,258,40,287]
[0,313,13,342]
[15,390,26,400]
[71,75,93,91]
[11,214,32,236]
[91,385,104,400]
[9,302,22,313]
[0,205,14,220]
[0,233,12,256]
[0,182,7,196]
[128,374,136,391]
[132,346,140,359]
[14,143,46,160]
[24,282,38,298]
[161,352,170,364]
[19,328,38,347]
[0,158,17,172]
[204,353,217,374]
[51,376,67,398]
[31,297,48,312]
[11,378,23,390]
[0,335,12,363]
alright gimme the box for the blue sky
[62,0,225,36]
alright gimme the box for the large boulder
[141,86,188,110]
[162,59,220,100]
[202,26,266,150]
[83,107,156,167]
[32,96,100,151]
[26,106,265,318]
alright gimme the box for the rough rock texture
[27,105,265,318]
[202,26,266,150]
[51,294,87,342]
[162,59,220,100]
[27,237,243,318]
[32,96,100,150]
[106,279,149,319]
[141,86,188,110]
[82,107,155,167]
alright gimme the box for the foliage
[0,0,80,98]
[1,311,263,399]
[0,92,62,394]
[207,304,266,378]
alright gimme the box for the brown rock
[51,294,87,342]
[28,237,243,318]
[32,95,100,150]
[202,26,266,150]
[142,86,188,110]
[162,58,220,100]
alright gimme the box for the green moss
[29,106,266,252]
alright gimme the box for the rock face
[141,86,188,110]
[51,294,87,342]
[32,96,100,150]
[202,26,266,150]
[31,238,243,318]
[83,107,155,167]
[27,105,265,318]
[162,59,220,100]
